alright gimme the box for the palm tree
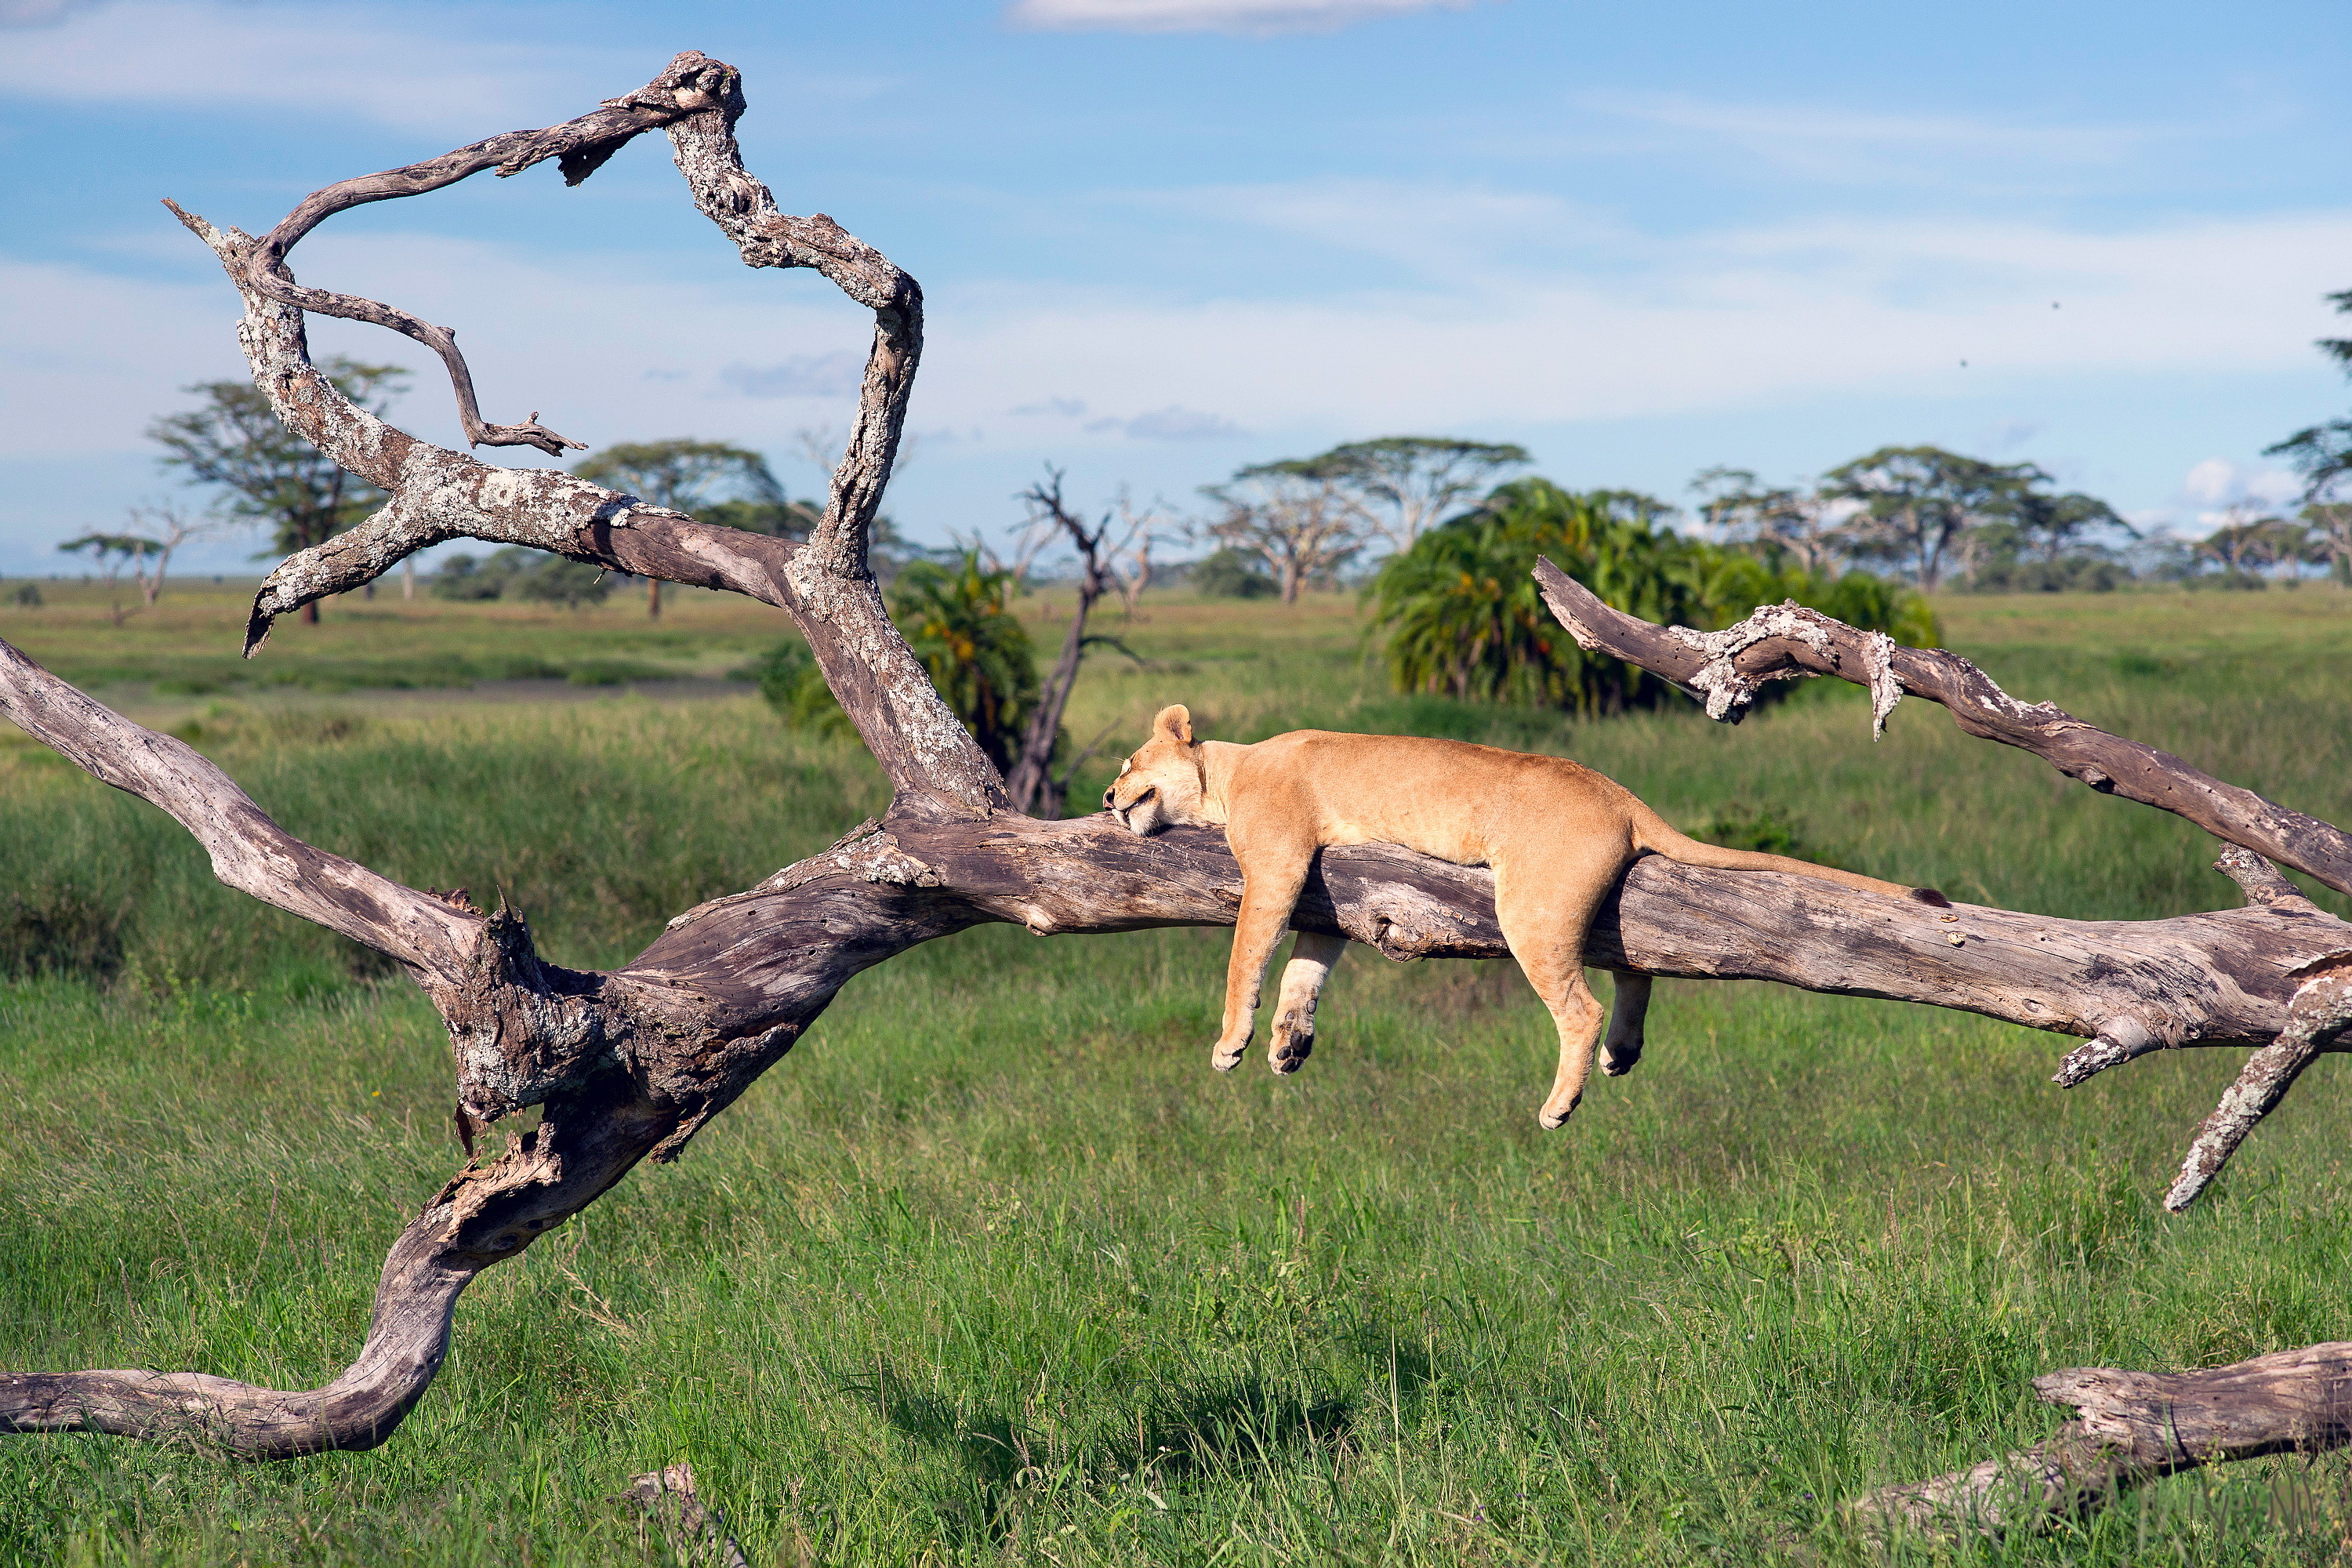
[888,554,1040,772]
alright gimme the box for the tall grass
[2,583,2350,1564]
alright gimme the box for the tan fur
[1105,705,1946,1128]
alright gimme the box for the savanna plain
[2,579,2350,1566]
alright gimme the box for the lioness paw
[1268,1011,1315,1074]
[1536,1091,1581,1130]
[1210,1032,1252,1073]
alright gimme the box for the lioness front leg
[1269,930,1346,1075]
[1214,843,1312,1073]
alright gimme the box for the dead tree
[2,56,2349,1492]
[1108,492,1167,617]
[1000,466,1141,818]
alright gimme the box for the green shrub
[888,554,1040,771]
[1368,478,1938,715]
[742,637,856,737]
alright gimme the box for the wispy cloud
[720,354,866,400]
[1589,93,2151,163]
[9,202,2347,493]
[2182,456,2303,510]
[1083,405,1247,440]
[1012,397,1090,416]
[1007,0,1468,36]
[0,0,641,131]
[0,0,107,26]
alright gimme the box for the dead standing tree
[1,56,2349,1508]
[1000,466,1152,818]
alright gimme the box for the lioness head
[1105,704,1208,835]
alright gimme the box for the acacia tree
[1690,466,1856,575]
[573,439,788,617]
[3,58,2351,1544]
[1200,456,1364,603]
[149,357,407,625]
[1313,435,1530,551]
[1823,445,2039,590]
[56,534,158,627]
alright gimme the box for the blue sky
[3,0,2349,574]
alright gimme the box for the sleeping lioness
[1105,705,1947,1128]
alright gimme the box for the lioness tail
[1632,808,1950,907]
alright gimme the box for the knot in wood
[1663,600,1836,723]
[445,907,627,1123]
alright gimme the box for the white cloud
[2182,457,2303,509]
[1083,405,1247,440]
[6,197,2348,549]
[0,0,640,132]
[719,353,867,401]
[1579,92,2156,183]
[1006,0,1468,35]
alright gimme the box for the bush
[9,583,41,608]
[891,556,1040,771]
[1367,478,1939,716]
[1960,555,2125,593]
[1190,547,1277,598]
[430,552,510,601]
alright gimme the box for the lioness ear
[1152,704,1195,746]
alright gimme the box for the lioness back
[1229,730,1640,869]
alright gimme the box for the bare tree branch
[1521,559,2352,1534]
[227,53,741,456]
[1003,466,1116,815]
[1534,559,2352,895]
[166,57,997,819]
[0,640,476,982]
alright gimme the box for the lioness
[1105,705,1947,1128]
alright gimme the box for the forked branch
[223,52,743,456]
[1534,559,2352,895]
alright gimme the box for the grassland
[2,577,2350,1565]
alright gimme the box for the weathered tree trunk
[3,54,2348,1482]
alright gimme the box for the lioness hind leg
[1495,860,1620,1130]
[1599,971,1653,1077]
[1269,930,1346,1075]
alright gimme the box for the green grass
[4,581,2352,1564]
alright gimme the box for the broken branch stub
[1849,1341,2352,1538]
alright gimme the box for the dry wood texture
[5,53,2351,1505]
